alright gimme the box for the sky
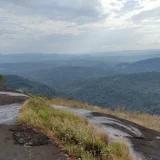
[0,0,160,54]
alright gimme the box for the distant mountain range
[3,72,160,115]
[26,66,118,89]
[1,57,160,89]
[115,58,160,73]
[1,49,160,63]
[1,52,160,114]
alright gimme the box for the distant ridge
[69,72,160,114]
[120,57,160,73]
[1,49,160,63]
[4,75,63,97]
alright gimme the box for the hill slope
[4,75,62,97]
[30,66,116,89]
[117,58,160,73]
[69,72,160,114]
[0,62,117,90]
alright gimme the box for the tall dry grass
[49,97,160,132]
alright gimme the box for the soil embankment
[0,92,27,105]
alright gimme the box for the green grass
[18,97,133,160]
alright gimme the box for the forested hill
[4,75,62,97]
[117,58,160,73]
[2,72,160,115]
[69,72,160,114]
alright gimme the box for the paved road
[0,125,67,160]
[0,91,67,160]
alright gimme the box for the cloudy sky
[0,0,160,54]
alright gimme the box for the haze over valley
[1,51,160,115]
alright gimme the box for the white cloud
[0,0,160,53]
[100,0,127,12]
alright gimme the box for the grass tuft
[18,97,133,160]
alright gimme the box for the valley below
[2,55,160,115]
[1,52,160,159]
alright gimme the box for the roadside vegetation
[49,97,160,132]
[18,97,133,160]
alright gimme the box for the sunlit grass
[18,97,133,160]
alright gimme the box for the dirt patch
[0,89,26,93]
[0,94,28,105]
[12,125,50,146]
[0,125,67,160]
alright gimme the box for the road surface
[0,91,67,160]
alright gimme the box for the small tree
[0,75,6,89]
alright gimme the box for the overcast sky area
[0,0,160,54]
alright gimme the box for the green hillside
[4,75,62,97]
[69,72,160,114]
[3,72,160,115]
[115,58,160,73]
